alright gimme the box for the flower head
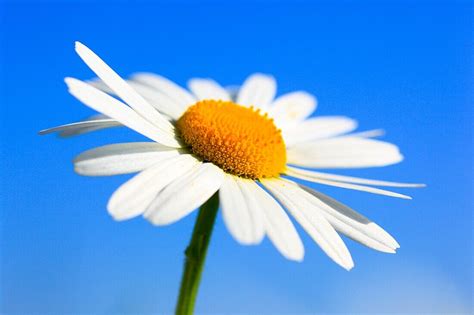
[177,100,286,179]
[41,42,424,270]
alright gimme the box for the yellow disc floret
[177,100,286,179]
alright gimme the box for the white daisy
[41,42,424,270]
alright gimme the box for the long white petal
[250,182,304,261]
[65,78,181,147]
[89,79,185,120]
[85,79,115,94]
[287,136,403,168]
[188,78,231,101]
[286,166,425,188]
[291,182,400,252]
[285,170,412,199]
[269,91,317,126]
[219,176,265,245]
[74,143,179,176]
[74,42,174,133]
[283,116,357,146]
[236,73,276,110]
[262,179,354,270]
[107,154,199,221]
[144,163,224,225]
[39,115,121,137]
[130,72,196,108]
[126,81,186,119]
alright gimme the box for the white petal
[236,73,276,110]
[269,91,317,126]
[286,166,425,188]
[107,154,199,221]
[126,81,186,119]
[130,72,196,108]
[231,178,267,244]
[74,42,174,133]
[262,179,354,270]
[85,79,115,94]
[292,182,400,252]
[89,79,185,120]
[250,182,304,261]
[188,78,231,101]
[283,116,357,146]
[74,142,179,176]
[219,176,265,245]
[39,115,121,137]
[285,169,412,199]
[287,136,403,168]
[65,78,181,147]
[144,163,224,225]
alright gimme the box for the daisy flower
[41,42,424,271]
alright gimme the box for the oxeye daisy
[41,42,423,313]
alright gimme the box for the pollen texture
[176,100,286,179]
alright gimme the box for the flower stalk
[175,192,219,315]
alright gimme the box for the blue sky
[1,0,472,314]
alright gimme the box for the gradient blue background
[1,0,472,314]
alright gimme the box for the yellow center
[176,100,287,179]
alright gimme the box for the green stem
[175,192,219,315]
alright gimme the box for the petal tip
[64,77,77,87]
[74,41,87,52]
[107,210,128,222]
[343,262,355,271]
[143,211,173,226]
[288,251,305,262]
[143,213,160,226]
